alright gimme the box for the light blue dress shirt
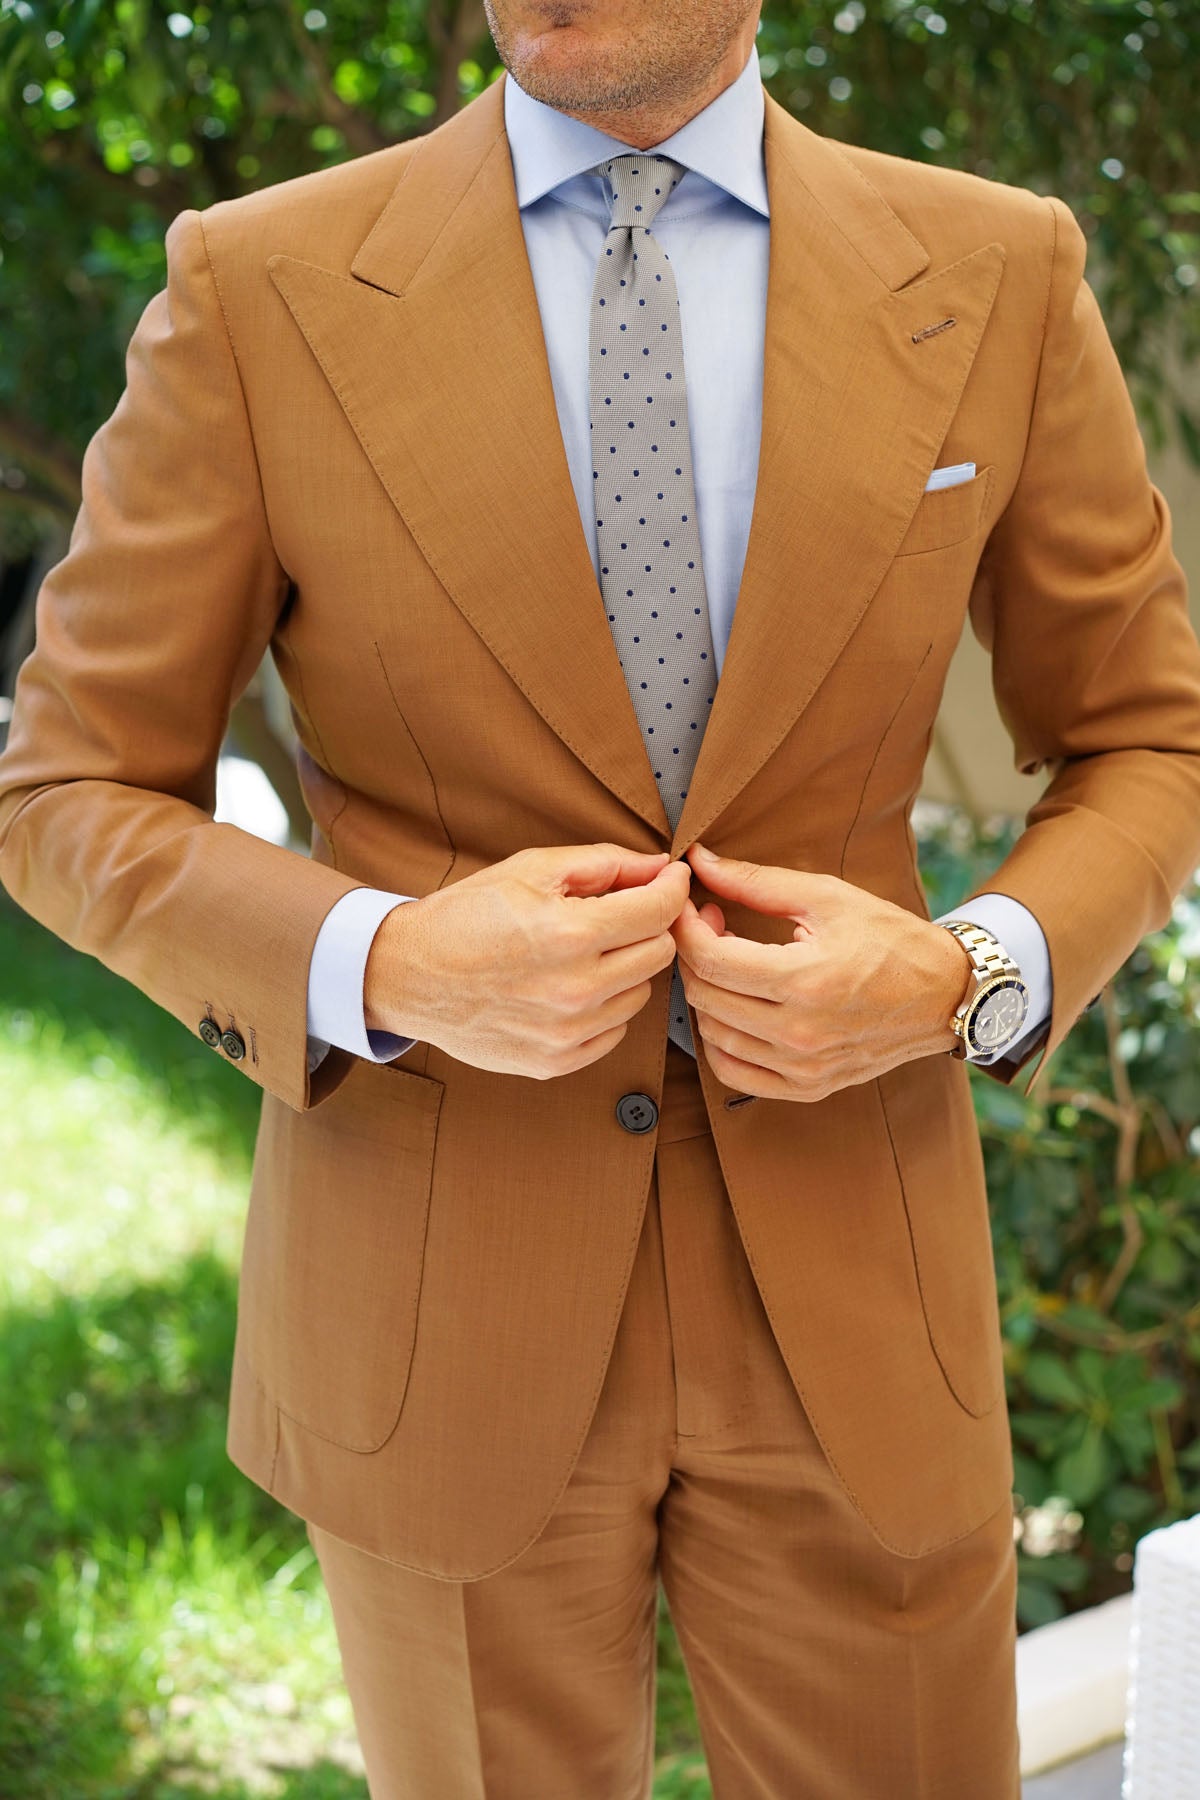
[305,46,1052,1074]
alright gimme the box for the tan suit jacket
[3,76,1200,1580]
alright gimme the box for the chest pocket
[894,465,995,558]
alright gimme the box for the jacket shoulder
[193,136,424,278]
[835,139,1059,264]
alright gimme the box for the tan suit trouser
[307,1042,1020,1798]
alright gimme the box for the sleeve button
[198,1019,222,1049]
[220,1029,246,1061]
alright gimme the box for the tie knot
[593,153,686,232]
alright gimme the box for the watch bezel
[961,974,1030,1057]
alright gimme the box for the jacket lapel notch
[349,84,509,299]
[760,94,930,295]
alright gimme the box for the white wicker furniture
[1123,1512,1200,1796]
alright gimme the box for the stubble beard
[483,1,750,124]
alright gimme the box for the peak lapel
[268,78,669,839]
[673,96,1005,855]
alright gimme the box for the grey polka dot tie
[588,154,717,1058]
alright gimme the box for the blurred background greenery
[2,2,1199,1796]
[0,0,1197,553]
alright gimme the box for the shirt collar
[503,42,769,219]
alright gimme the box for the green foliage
[922,807,1200,1627]
[0,0,498,539]
[0,893,366,1795]
[756,0,1200,457]
[1,0,1198,546]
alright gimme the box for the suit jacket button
[616,1091,658,1134]
[220,1029,246,1062]
[198,1018,222,1049]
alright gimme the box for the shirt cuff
[933,892,1052,1068]
[306,887,421,1071]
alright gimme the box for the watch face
[968,978,1029,1053]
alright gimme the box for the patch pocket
[894,465,995,558]
[241,1057,444,1452]
[876,1052,1005,1418]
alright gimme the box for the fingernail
[691,842,715,860]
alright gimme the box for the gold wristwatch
[940,920,1030,1063]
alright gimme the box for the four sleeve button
[205,1015,660,1105]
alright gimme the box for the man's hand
[672,843,972,1101]
[364,843,691,1079]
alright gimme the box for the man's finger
[554,842,672,899]
[693,1008,788,1077]
[672,895,791,996]
[687,842,834,921]
[697,1035,793,1100]
[596,930,679,997]
[579,859,692,950]
[682,961,781,1029]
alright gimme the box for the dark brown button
[220,1029,246,1062]
[198,1018,222,1049]
[616,1091,657,1134]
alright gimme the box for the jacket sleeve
[964,195,1200,1094]
[0,207,369,1112]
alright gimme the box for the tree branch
[35,130,186,222]
[1095,984,1146,1313]
[1042,1085,1125,1131]
[0,487,75,535]
[429,0,491,128]
[1031,1297,1200,1356]
[286,13,392,156]
[0,415,82,512]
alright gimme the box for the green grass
[0,893,706,1797]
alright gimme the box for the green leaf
[1142,1235,1189,1289]
[1137,1379,1185,1412]
[64,0,107,58]
[1009,1411,1068,1448]
[1175,403,1200,468]
[1003,1304,1039,1348]
[1036,1552,1091,1593]
[1023,1353,1085,1408]
[1053,1429,1118,1506]
[1057,1303,1117,1335]
[1109,1412,1155,1470]
[1103,1483,1158,1522]
[1074,1349,1110,1399]
[1012,1452,1050,1508]
[976,1086,1031,1132]
[1017,1577,1065,1629]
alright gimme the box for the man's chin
[506,30,648,115]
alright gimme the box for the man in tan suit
[4,0,1200,1792]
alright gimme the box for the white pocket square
[924,461,976,493]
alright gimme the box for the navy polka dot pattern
[588,154,717,1058]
